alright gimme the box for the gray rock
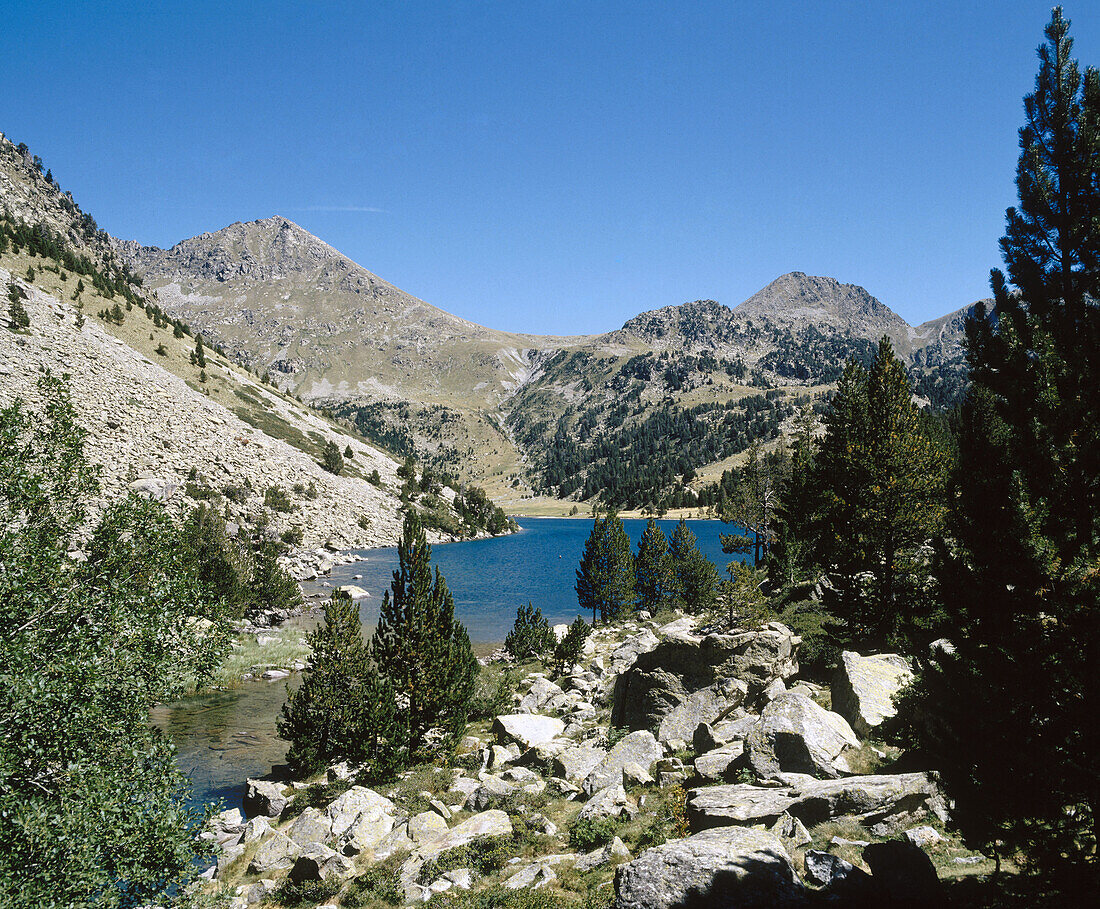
[574,836,631,872]
[903,825,943,849]
[248,832,300,874]
[831,651,913,737]
[623,761,655,787]
[693,742,746,782]
[285,807,331,848]
[492,714,566,749]
[466,775,517,811]
[613,826,804,909]
[611,625,799,733]
[519,677,565,713]
[746,693,859,780]
[584,731,662,796]
[418,810,513,860]
[579,783,638,822]
[768,812,812,849]
[688,771,946,831]
[324,786,396,842]
[244,779,289,819]
[552,743,608,783]
[656,678,749,745]
[289,845,354,883]
[803,850,864,887]
[408,810,449,845]
[503,861,556,890]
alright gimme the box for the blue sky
[3,1,1095,333]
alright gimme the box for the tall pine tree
[370,513,478,756]
[800,339,949,650]
[634,519,677,613]
[908,8,1100,874]
[576,514,636,622]
[669,519,720,613]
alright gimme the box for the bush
[342,862,403,907]
[504,603,556,662]
[281,526,304,546]
[322,440,345,475]
[368,469,382,486]
[469,668,514,721]
[416,835,513,884]
[569,816,620,851]
[264,484,295,512]
[272,878,340,907]
[553,616,590,675]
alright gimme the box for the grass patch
[209,627,310,688]
[385,765,458,815]
[341,858,404,907]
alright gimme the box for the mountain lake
[153,517,746,810]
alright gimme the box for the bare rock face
[611,624,800,734]
[492,714,565,749]
[582,731,662,797]
[613,826,804,909]
[831,651,913,738]
[244,779,290,819]
[746,693,859,780]
[687,772,947,832]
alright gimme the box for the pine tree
[194,335,206,369]
[6,284,30,332]
[322,440,344,475]
[370,514,477,755]
[719,441,790,566]
[668,519,720,613]
[504,603,556,661]
[906,8,1100,874]
[799,340,949,650]
[575,514,635,623]
[634,519,677,613]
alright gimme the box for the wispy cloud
[287,205,388,213]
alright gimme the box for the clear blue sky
[3,1,1095,333]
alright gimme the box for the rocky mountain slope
[5,130,974,511]
[0,132,491,551]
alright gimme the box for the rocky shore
[202,613,986,907]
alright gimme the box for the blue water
[158,517,741,810]
[307,517,744,642]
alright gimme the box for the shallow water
[158,516,743,810]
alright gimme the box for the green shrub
[504,603,556,662]
[272,877,340,907]
[423,887,566,909]
[322,440,344,475]
[264,484,295,512]
[569,816,620,851]
[368,469,382,486]
[417,835,513,884]
[342,861,403,907]
[281,526,304,546]
[469,668,514,720]
[553,616,590,675]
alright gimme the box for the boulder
[503,861,557,890]
[248,832,300,874]
[408,811,449,845]
[285,807,331,848]
[288,845,354,883]
[466,776,517,811]
[688,772,946,831]
[863,840,943,906]
[418,810,513,860]
[551,743,608,783]
[519,677,565,714]
[746,693,859,780]
[656,678,748,745]
[693,742,746,782]
[243,779,289,819]
[613,826,804,909]
[324,786,395,842]
[583,731,662,796]
[611,625,799,733]
[492,714,566,749]
[831,651,913,738]
[903,825,943,850]
[693,713,756,754]
[574,836,631,872]
[803,850,875,900]
[578,784,638,822]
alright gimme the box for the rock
[488,744,515,770]
[519,676,565,713]
[614,826,804,909]
[262,668,290,680]
[503,861,557,890]
[656,678,749,745]
[324,786,396,841]
[831,651,913,737]
[623,761,654,787]
[655,757,689,788]
[443,868,473,889]
[552,743,608,783]
[429,798,452,820]
[583,731,662,796]
[248,832,300,874]
[746,693,859,780]
[903,825,943,850]
[418,810,513,860]
[208,808,245,846]
[693,742,746,782]
[336,584,369,599]
[611,625,799,733]
[408,811,449,845]
[863,840,943,905]
[449,777,480,799]
[240,816,271,844]
[492,714,566,749]
[286,807,332,848]
[244,779,289,819]
[803,850,876,899]
[467,776,517,811]
[761,677,787,703]
[217,842,246,877]
[693,713,758,754]
[129,476,177,501]
[687,772,946,831]
[769,812,812,850]
[288,845,355,883]
[574,836,631,872]
[579,783,638,822]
